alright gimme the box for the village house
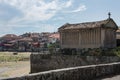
[48,32,60,43]
[59,14,118,53]
[0,34,20,51]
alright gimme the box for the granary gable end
[103,18,118,30]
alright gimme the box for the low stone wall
[30,54,120,73]
[2,62,120,80]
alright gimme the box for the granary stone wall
[30,54,120,73]
[61,28,102,49]
[2,62,120,80]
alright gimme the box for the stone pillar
[77,32,79,47]
[93,29,95,46]
[98,29,100,46]
[86,30,88,45]
[88,30,90,46]
[62,32,64,45]
[84,30,86,47]
[101,29,105,48]
[61,32,63,45]
[80,31,82,46]
[83,30,85,46]
[96,29,98,45]
[82,30,84,48]
[95,29,96,46]
[99,28,101,45]
[91,29,93,45]
[89,30,91,46]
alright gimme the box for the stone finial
[108,12,111,19]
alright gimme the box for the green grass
[0,74,9,77]
[0,52,30,62]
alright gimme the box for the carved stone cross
[108,12,111,19]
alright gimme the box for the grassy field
[0,52,30,62]
[0,52,30,79]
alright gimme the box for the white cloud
[36,24,56,32]
[72,5,86,12]
[65,5,86,13]
[0,24,13,33]
[0,0,86,22]
[1,0,59,21]
[53,17,64,20]
[0,0,87,35]
[0,24,57,37]
[65,0,73,8]
[1,0,72,21]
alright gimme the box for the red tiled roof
[32,42,40,47]
[18,37,33,42]
[30,33,39,38]
[116,29,120,32]
[2,34,20,40]
[9,40,18,43]
[4,44,13,47]
[49,33,60,39]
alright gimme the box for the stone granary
[59,17,118,53]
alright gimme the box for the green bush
[82,47,120,56]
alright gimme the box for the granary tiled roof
[59,18,118,31]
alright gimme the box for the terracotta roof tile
[49,33,60,39]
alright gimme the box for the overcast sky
[0,0,120,36]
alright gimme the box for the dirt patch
[0,61,30,79]
[0,52,31,79]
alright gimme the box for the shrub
[81,47,120,56]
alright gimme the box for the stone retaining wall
[2,62,120,80]
[30,54,120,73]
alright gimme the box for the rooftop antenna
[108,12,111,19]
